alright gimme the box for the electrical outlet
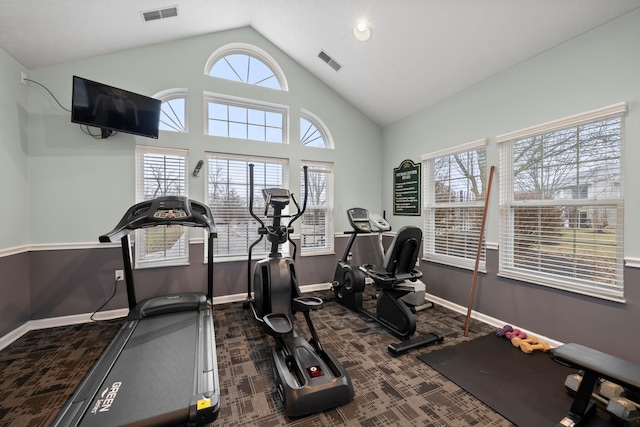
[115,270,124,281]
[20,72,27,85]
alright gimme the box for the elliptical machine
[332,207,443,356]
[244,164,353,417]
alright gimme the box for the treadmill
[52,196,220,427]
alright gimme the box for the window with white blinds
[422,140,488,270]
[497,103,626,301]
[135,146,189,268]
[300,161,334,255]
[206,153,289,258]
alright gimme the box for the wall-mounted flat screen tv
[71,76,161,139]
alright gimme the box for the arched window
[205,43,287,91]
[154,89,188,133]
[300,110,334,149]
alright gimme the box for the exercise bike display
[332,207,443,356]
[244,164,353,417]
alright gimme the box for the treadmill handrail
[99,196,217,243]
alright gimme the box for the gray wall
[382,9,640,362]
[0,253,29,335]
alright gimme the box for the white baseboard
[0,283,333,351]
[0,309,130,352]
[0,323,31,352]
[425,293,564,348]
[1,284,561,353]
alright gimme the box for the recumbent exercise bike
[244,164,353,417]
[332,207,443,355]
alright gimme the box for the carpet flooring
[2,288,525,426]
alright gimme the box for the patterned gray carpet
[0,289,514,426]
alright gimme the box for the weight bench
[552,343,640,427]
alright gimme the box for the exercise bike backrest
[382,226,422,277]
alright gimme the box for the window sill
[422,255,487,274]
[498,270,625,304]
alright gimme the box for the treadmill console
[100,196,216,243]
[347,208,372,233]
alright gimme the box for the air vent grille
[142,6,178,22]
[318,50,342,72]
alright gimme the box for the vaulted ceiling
[1,0,638,127]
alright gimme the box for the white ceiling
[1,0,639,127]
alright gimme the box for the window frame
[204,92,288,144]
[497,102,626,302]
[134,145,189,269]
[204,42,288,91]
[299,160,334,256]
[300,109,334,149]
[154,88,188,133]
[421,139,488,271]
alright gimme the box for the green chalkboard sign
[393,159,421,216]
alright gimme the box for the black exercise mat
[418,334,613,427]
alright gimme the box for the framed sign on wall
[393,159,421,216]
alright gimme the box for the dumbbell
[495,324,513,338]
[564,374,640,427]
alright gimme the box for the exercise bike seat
[361,226,423,288]
[263,312,293,337]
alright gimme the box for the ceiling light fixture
[353,20,372,42]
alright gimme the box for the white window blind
[206,153,289,258]
[300,161,334,255]
[422,139,488,270]
[134,146,189,268]
[498,103,626,301]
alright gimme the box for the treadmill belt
[80,311,199,426]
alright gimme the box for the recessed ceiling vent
[318,50,342,72]
[142,6,178,22]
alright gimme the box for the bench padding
[552,343,640,392]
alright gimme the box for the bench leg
[557,370,599,426]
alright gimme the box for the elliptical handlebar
[288,165,308,228]
[288,166,308,260]
[248,164,265,229]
